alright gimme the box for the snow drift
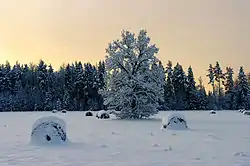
[210,110,216,114]
[61,109,67,113]
[243,111,250,115]
[52,109,57,113]
[162,113,188,130]
[30,116,69,145]
[85,111,93,116]
[96,110,110,119]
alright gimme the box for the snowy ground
[0,111,250,166]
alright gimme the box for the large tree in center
[102,30,164,119]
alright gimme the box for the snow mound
[96,110,110,119]
[243,111,250,115]
[85,111,93,116]
[239,109,245,113]
[210,110,216,114]
[162,113,188,130]
[61,109,67,113]
[52,109,57,113]
[30,116,69,145]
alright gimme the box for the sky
[0,0,250,87]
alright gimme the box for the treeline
[0,60,249,111]
[164,61,250,110]
[0,60,105,111]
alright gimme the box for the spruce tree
[236,66,250,109]
[186,66,198,110]
[223,67,236,109]
[164,61,176,110]
[172,63,187,110]
[213,61,225,109]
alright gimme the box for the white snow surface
[30,116,68,145]
[0,111,250,166]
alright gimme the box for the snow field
[0,111,249,166]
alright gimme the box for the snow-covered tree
[151,61,165,110]
[172,63,187,110]
[196,77,208,110]
[73,62,86,110]
[36,60,48,110]
[223,67,236,109]
[207,64,215,95]
[102,29,164,119]
[186,66,198,110]
[236,66,250,109]
[213,62,225,109]
[56,98,62,111]
[207,64,216,108]
[63,91,71,110]
[164,61,175,110]
[213,62,224,96]
[44,91,53,111]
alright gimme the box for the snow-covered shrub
[30,116,68,145]
[52,109,57,113]
[240,109,246,113]
[210,110,216,114]
[101,30,165,119]
[108,110,119,116]
[85,111,93,116]
[96,110,110,119]
[162,113,188,130]
[61,109,67,113]
[243,111,250,115]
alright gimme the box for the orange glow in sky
[0,0,250,86]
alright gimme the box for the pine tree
[151,61,165,110]
[164,61,176,110]
[213,61,225,109]
[36,60,48,110]
[196,77,208,110]
[186,66,198,110]
[63,91,71,110]
[103,29,164,119]
[97,61,105,90]
[207,64,215,94]
[172,63,187,110]
[223,67,236,109]
[236,66,250,109]
[56,98,62,111]
[73,61,86,110]
[2,61,11,93]
[207,64,216,109]
[44,91,53,111]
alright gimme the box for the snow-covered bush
[101,30,165,119]
[52,109,57,113]
[96,110,110,119]
[240,109,246,113]
[162,113,188,130]
[61,109,67,113]
[30,116,68,145]
[85,111,93,116]
[210,110,216,114]
[108,110,119,115]
[243,111,250,115]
